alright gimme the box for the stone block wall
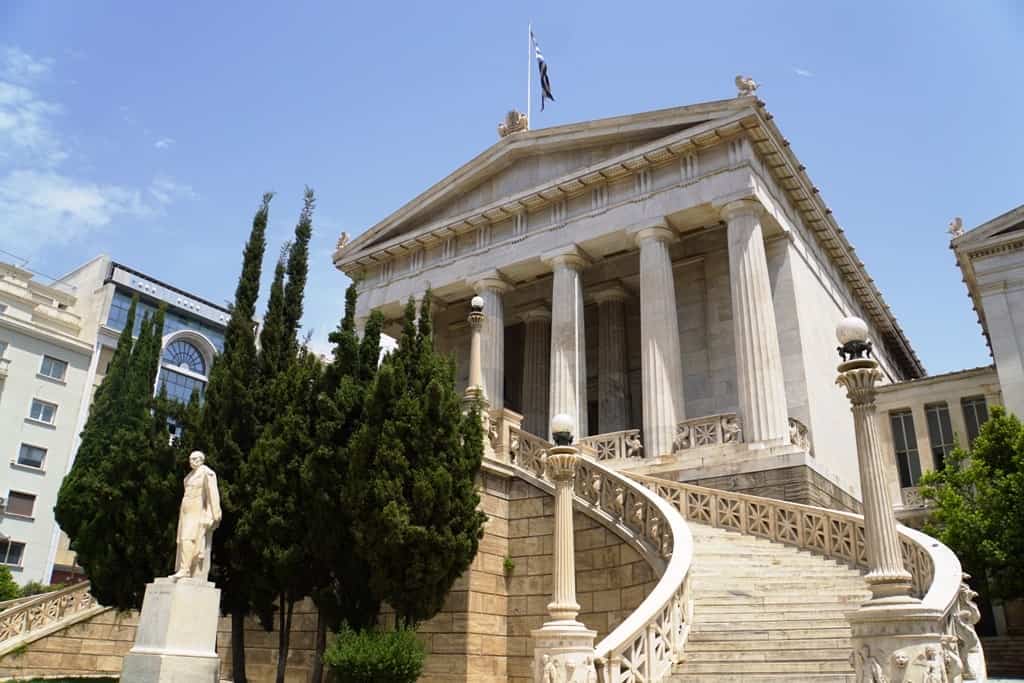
[0,608,134,680]
[689,464,861,513]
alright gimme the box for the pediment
[341,98,753,261]
[954,203,1024,252]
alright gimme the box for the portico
[334,96,925,509]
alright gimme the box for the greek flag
[531,30,555,111]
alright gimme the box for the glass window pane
[162,340,206,375]
[40,355,68,380]
[2,541,25,566]
[6,491,35,517]
[890,410,921,487]
[30,399,57,423]
[157,368,205,404]
[962,396,989,444]
[17,444,46,468]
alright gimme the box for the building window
[158,368,205,404]
[17,444,46,469]
[962,396,989,445]
[29,399,57,424]
[890,410,922,488]
[162,340,206,375]
[0,340,7,356]
[0,540,25,566]
[5,491,35,517]
[39,355,68,381]
[925,403,955,471]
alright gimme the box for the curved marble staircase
[669,522,869,682]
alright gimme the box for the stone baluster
[721,198,790,445]
[519,306,552,436]
[631,224,685,458]
[592,282,631,434]
[471,271,510,409]
[544,247,590,439]
[531,415,597,682]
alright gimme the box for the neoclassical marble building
[334,95,924,510]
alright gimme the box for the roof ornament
[948,216,964,239]
[735,75,759,97]
[498,109,529,138]
[335,231,350,252]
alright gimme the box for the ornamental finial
[735,75,759,97]
[948,216,964,238]
[498,109,529,138]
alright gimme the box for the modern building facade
[0,255,228,586]
[334,95,925,511]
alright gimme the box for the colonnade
[467,197,790,454]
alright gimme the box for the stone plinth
[531,621,597,683]
[120,577,220,683]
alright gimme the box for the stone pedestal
[531,621,598,683]
[120,577,220,683]
[847,605,963,683]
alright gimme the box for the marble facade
[334,97,925,506]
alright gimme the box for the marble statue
[499,109,529,138]
[735,74,759,97]
[171,451,221,582]
[542,654,562,683]
[948,217,964,238]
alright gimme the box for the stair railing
[577,429,644,462]
[0,581,103,656]
[509,427,694,683]
[628,473,976,669]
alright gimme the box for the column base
[120,577,221,683]
[531,620,597,683]
[847,602,979,682]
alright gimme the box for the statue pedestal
[531,620,597,682]
[120,577,221,683]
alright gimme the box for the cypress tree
[305,285,384,681]
[54,303,179,609]
[282,188,313,357]
[258,244,290,387]
[348,291,487,627]
[200,193,273,683]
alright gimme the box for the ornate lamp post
[531,414,597,682]
[465,295,487,406]
[836,317,954,681]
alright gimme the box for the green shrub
[323,626,424,683]
[0,565,19,601]
[18,580,61,597]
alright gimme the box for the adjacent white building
[0,256,228,586]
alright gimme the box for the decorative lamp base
[531,620,597,682]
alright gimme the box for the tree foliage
[54,300,180,610]
[348,292,487,627]
[920,405,1024,601]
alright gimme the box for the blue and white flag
[531,30,555,111]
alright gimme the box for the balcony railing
[672,413,742,452]
[578,428,643,462]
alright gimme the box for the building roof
[334,96,925,379]
[951,203,1024,354]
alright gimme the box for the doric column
[519,306,551,436]
[631,225,685,458]
[470,271,510,409]
[543,247,589,439]
[835,319,913,602]
[592,283,630,434]
[721,198,789,444]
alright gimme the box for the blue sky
[1,2,1022,372]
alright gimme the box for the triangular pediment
[339,98,754,262]
[954,203,1024,252]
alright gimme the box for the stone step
[685,647,853,662]
[688,627,853,640]
[677,660,855,674]
[685,637,853,651]
[694,591,869,603]
[692,618,851,631]
[694,608,853,622]
[669,673,854,682]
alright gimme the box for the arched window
[162,340,206,376]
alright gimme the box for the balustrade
[0,582,101,655]
[578,429,643,462]
[508,427,693,683]
[671,413,742,453]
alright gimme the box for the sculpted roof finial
[948,216,964,239]
[498,109,529,138]
[735,74,759,97]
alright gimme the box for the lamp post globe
[551,413,575,446]
[470,295,485,312]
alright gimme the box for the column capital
[468,270,511,294]
[518,305,552,323]
[588,281,630,305]
[541,245,590,271]
[628,221,677,247]
[718,197,765,222]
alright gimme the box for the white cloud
[1,46,53,83]
[148,176,198,204]
[154,137,174,150]
[0,169,152,249]
[0,81,66,166]
[793,67,814,78]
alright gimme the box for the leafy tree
[920,405,1024,607]
[200,193,273,683]
[0,566,19,602]
[348,292,487,627]
[305,285,384,681]
[54,303,179,610]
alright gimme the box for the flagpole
[527,21,532,125]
